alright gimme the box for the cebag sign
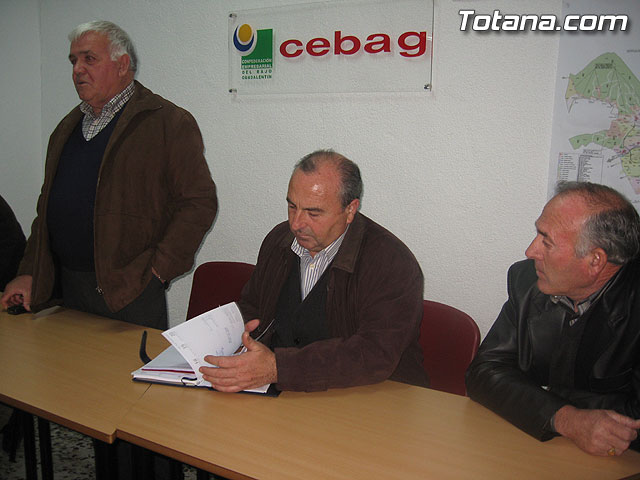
[279,30,429,58]
[228,0,433,94]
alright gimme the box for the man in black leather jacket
[466,181,640,457]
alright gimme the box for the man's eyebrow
[68,49,94,60]
[286,197,323,213]
[535,223,553,243]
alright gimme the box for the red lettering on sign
[364,34,391,54]
[279,31,428,59]
[398,31,426,57]
[334,31,361,55]
[306,37,331,56]
[280,39,303,58]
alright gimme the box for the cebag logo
[233,24,274,80]
[233,23,429,82]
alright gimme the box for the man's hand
[200,319,277,392]
[1,275,33,311]
[554,405,640,456]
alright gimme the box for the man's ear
[117,54,131,77]
[345,199,360,224]
[588,247,608,275]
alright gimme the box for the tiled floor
[0,403,95,479]
[0,403,198,479]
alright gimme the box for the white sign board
[228,0,433,94]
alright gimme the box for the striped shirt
[291,228,348,300]
[79,82,135,140]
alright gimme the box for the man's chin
[294,235,315,250]
[536,279,552,295]
[74,85,90,96]
[295,237,310,247]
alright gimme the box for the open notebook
[131,302,278,395]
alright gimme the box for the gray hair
[294,149,363,209]
[555,181,640,264]
[68,21,138,72]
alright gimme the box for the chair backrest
[420,300,481,396]
[186,261,255,320]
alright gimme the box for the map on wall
[548,0,640,211]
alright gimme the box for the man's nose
[525,236,540,259]
[290,211,304,231]
[73,62,85,75]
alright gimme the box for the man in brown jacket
[0,21,217,329]
[200,150,428,392]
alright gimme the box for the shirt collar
[79,81,135,118]
[550,269,619,315]
[291,226,349,263]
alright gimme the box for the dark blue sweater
[47,111,122,271]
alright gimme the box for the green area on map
[566,52,640,179]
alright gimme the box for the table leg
[38,417,54,480]
[168,458,185,479]
[131,443,154,480]
[19,410,38,480]
[94,438,118,480]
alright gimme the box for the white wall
[1,0,561,334]
[0,0,42,231]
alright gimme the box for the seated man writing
[200,149,429,392]
[466,181,640,456]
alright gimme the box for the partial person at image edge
[0,195,26,294]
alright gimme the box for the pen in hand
[238,318,275,354]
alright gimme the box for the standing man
[1,21,217,328]
[466,182,640,456]
[200,150,428,392]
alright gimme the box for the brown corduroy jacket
[19,81,217,312]
[239,212,429,392]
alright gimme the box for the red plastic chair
[420,300,481,396]
[185,261,255,320]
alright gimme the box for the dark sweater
[46,111,122,271]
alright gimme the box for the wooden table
[0,307,167,478]
[118,380,640,480]
[0,307,166,441]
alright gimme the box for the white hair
[68,21,138,72]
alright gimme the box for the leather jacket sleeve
[467,258,640,444]
[465,261,567,441]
